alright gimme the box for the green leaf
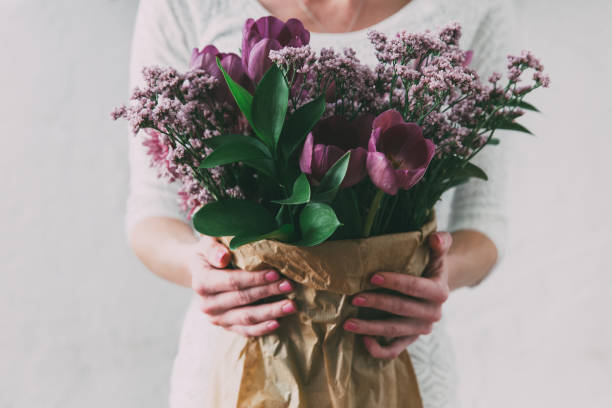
[312,151,351,203]
[203,134,271,155]
[193,199,277,238]
[229,224,296,249]
[509,100,540,112]
[331,188,362,239]
[435,158,488,195]
[217,58,253,123]
[494,119,534,135]
[252,65,289,149]
[272,173,311,205]
[242,158,277,180]
[487,138,500,145]
[281,96,326,156]
[295,202,342,247]
[463,162,488,181]
[199,140,271,169]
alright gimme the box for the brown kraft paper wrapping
[217,214,436,408]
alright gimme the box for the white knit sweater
[126,0,514,406]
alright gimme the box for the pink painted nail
[217,249,228,264]
[371,275,384,285]
[281,302,296,313]
[265,271,279,282]
[434,234,442,246]
[352,296,367,306]
[279,281,293,292]
[267,321,279,330]
[344,321,358,331]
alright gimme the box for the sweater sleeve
[125,0,199,238]
[447,0,517,260]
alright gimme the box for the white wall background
[1,0,610,407]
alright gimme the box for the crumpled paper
[216,215,436,408]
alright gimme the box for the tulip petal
[395,168,426,191]
[397,137,436,170]
[254,16,287,40]
[313,115,371,151]
[299,132,314,175]
[247,38,282,83]
[340,147,368,188]
[366,152,399,195]
[353,114,375,148]
[372,109,405,134]
[220,52,254,93]
[312,144,344,182]
[285,18,310,46]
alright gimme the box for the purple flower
[366,110,435,195]
[299,115,373,188]
[242,16,310,83]
[189,45,254,104]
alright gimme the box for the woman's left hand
[343,231,453,360]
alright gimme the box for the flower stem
[362,189,386,238]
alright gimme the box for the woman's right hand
[185,235,297,337]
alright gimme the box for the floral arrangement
[113,16,549,249]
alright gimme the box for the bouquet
[113,16,548,408]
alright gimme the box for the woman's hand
[343,231,453,360]
[186,235,297,337]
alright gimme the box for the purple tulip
[189,45,254,104]
[299,115,373,188]
[366,110,435,195]
[242,16,310,83]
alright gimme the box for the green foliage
[494,119,534,135]
[229,224,296,249]
[295,202,342,247]
[252,65,290,149]
[509,100,540,112]
[199,139,271,169]
[273,173,311,205]
[216,59,254,124]
[331,188,363,239]
[311,151,351,203]
[281,96,326,157]
[193,199,277,238]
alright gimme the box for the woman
[127,0,512,406]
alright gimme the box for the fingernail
[281,302,295,313]
[352,296,367,306]
[279,281,292,292]
[434,234,442,246]
[217,249,228,264]
[344,320,358,331]
[371,275,384,285]
[265,271,279,282]
[267,321,279,330]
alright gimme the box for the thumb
[197,235,231,268]
[428,231,452,258]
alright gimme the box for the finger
[199,268,282,295]
[428,231,453,258]
[228,320,280,337]
[352,292,442,322]
[198,235,231,268]
[363,335,418,360]
[211,299,297,327]
[202,280,294,314]
[343,317,433,338]
[370,272,449,303]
